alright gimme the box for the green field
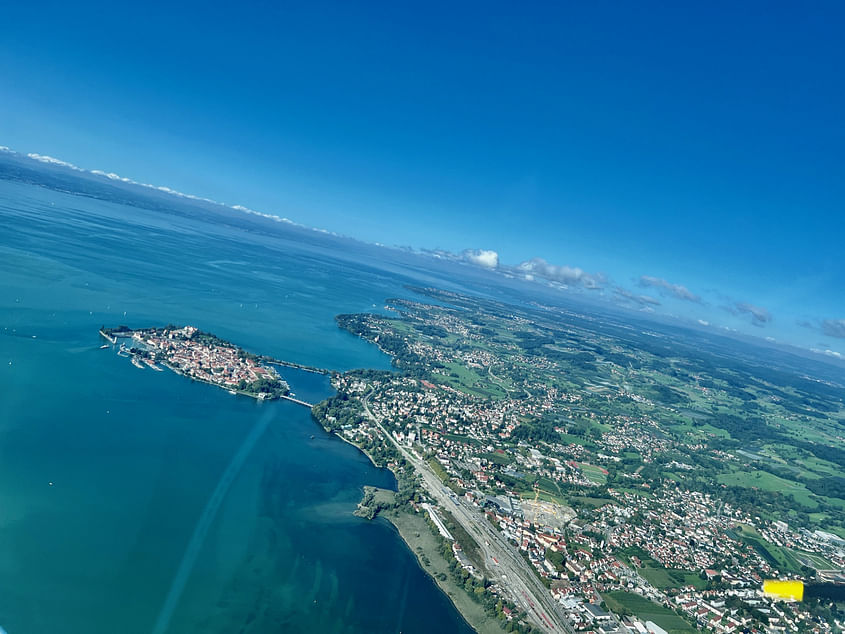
[482,451,513,465]
[731,525,804,574]
[569,495,614,509]
[520,476,569,506]
[529,490,570,506]
[441,361,507,399]
[579,463,608,484]
[616,545,706,590]
[639,566,706,590]
[602,591,696,634]
[428,458,449,483]
[613,486,653,497]
[717,469,818,509]
[442,432,482,447]
[557,432,591,446]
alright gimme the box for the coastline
[331,427,389,474]
[381,507,505,634]
[312,410,505,634]
[109,321,505,632]
[163,363,274,401]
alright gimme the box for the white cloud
[12,146,343,237]
[89,167,220,204]
[90,169,135,183]
[517,257,605,288]
[26,153,83,171]
[463,249,499,269]
[811,348,843,360]
[231,204,297,225]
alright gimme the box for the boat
[131,357,145,369]
[99,344,110,349]
[228,389,236,395]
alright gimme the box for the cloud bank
[517,258,605,289]
[9,147,321,233]
[27,153,84,171]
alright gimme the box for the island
[100,325,290,400]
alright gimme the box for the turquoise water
[0,179,473,633]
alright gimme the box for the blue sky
[1,1,843,353]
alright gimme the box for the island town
[100,324,290,400]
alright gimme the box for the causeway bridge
[280,394,314,408]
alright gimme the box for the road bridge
[279,395,314,407]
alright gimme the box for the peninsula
[100,325,290,400]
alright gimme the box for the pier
[99,329,117,344]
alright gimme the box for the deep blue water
[0,179,474,633]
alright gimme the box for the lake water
[0,177,474,633]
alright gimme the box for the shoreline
[313,411,504,634]
[108,322,504,633]
[162,362,277,401]
[331,426,392,475]
[380,506,505,634]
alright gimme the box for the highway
[362,394,574,634]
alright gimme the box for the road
[362,394,574,634]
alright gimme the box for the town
[314,288,845,634]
